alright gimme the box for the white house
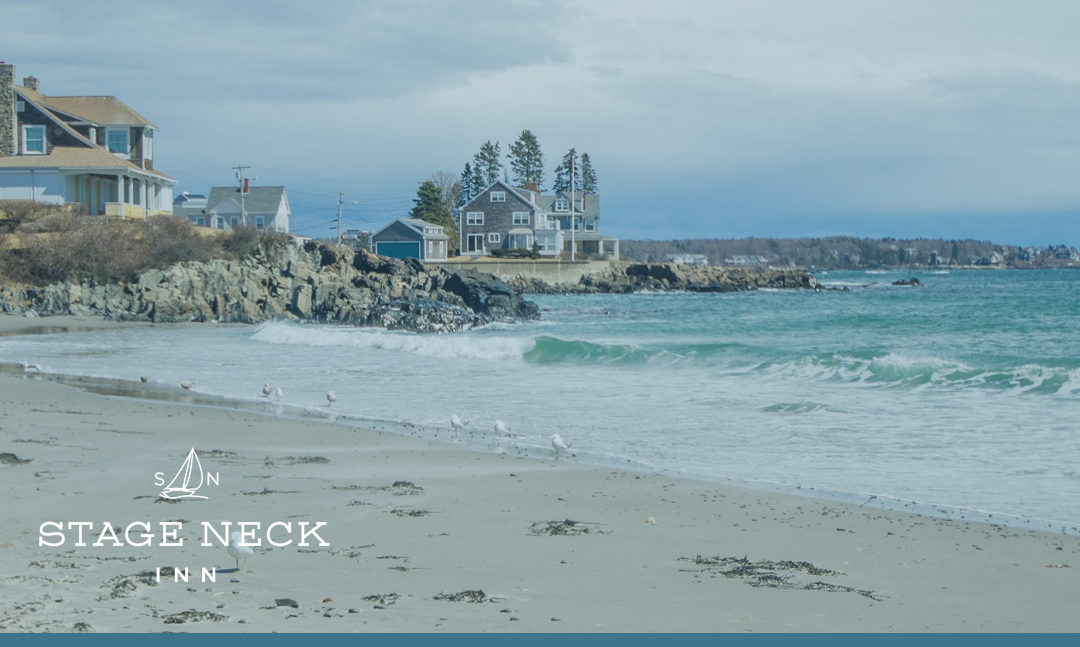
[175,185,291,232]
[0,62,175,217]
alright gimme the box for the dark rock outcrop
[508,262,820,294]
[0,242,539,333]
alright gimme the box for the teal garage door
[376,241,421,259]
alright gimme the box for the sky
[6,0,1080,246]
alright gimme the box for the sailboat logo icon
[156,448,219,500]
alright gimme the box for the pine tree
[507,129,544,189]
[552,147,579,194]
[580,152,598,194]
[409,181,455,242]
[473,140,503,187]
[458,163,478,207]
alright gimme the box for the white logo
[154,448,219,500]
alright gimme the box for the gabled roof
[2,85,173,181]
[205,186,288,216]
[538,190,600,218]
[401,218,447,240]
[461,180,539,212]
[19,84,157,128]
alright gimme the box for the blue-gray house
[370,218,449,262]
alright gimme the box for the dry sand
[0,315,1078,633]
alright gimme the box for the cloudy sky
[8,0,1080,245]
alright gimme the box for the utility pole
[232,164,251,227]
[337,192,344,245]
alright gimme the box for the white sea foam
[249,321,532,360]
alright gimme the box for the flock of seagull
[166,378,576,461]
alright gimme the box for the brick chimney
[524,181,538,193]
[22,76,39,92]
[0,62,15,156]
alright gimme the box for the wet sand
[0,316,1078,632]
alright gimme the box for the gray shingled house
[370,218,449,262]
[458,180,618,258]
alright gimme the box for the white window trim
[16,100,25,112]
[512,211,529,225]
[490,191,506,202]
[554,198,569,212]
[488,232,501,243]
[106,127,130,156]
[466,211,484,225]
[22,125,45,154]
[254,216,265,230]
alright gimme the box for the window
[490,191,506,202]
[88,127,96,144]
[466,211,484,225]
[255,216,265,230]
[554,198,569,212]
[196,216,206,226]
[16,100,25,112]
[488,233,501,244]
[585,218,596,232]
[512,211,529,225]
[466,233,484,252]
[230,216,240,226]
[22,125,45,154]
[106,128,129,155]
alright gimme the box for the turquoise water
[3,269,1078,531]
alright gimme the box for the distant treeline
[619,236,1079,269]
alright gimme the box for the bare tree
[427,171,462,213]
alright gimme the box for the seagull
[139,375,148,383]
[262,383,272,398]
[494,419,511,435]
[326,390,337,406]
[275,386,285,401]
[551,433,570,461]
[20,361,41,373]
[179,381,195,390]
[227,531,254,573]
[450,415,469,430]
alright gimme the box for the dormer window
[554,198,569,212]
[22,125,45,154]
[490,191,506,202]
[106,128,129,156]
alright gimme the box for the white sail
[160,448,207,499]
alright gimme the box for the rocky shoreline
[509,261,821,294]
[0,241,539,333]
[0,244,823,332]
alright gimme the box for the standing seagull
[326,390,337,406]
[262,383,272,397]
[227,531,254,573]
[551,433,570,461]
[179,381,195,391]
[450,415,469,431]
[275,386,285,401]
[494,419,511,435]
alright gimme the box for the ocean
[3,268,1078,533]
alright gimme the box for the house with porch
[176,185,291,232]
[0,62,175,217]
[457,180,618,259]
[371,218,449,262]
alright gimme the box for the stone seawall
[0,241,539,333]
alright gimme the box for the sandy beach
[1,315,1078,633]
